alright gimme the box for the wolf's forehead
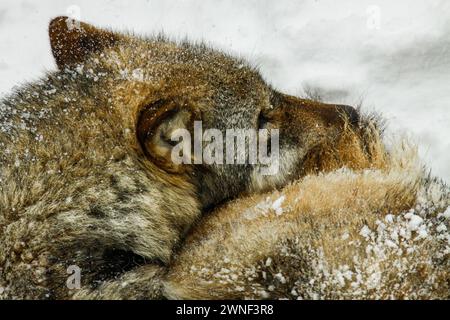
[108,38,263,84]
[146,40,248,68]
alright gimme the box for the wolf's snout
[335,104,360,126]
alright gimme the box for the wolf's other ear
[137,100,198,174]
[49,16,119,69]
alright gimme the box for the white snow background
[0,0,449,182]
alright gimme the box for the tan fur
[164,141,449,299]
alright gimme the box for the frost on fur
[164,140,449,299]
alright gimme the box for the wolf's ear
[49,16,119,69]
[137,100,198,174]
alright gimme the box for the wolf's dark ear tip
[49,16,74,38]
[49,16,65,38]
[48,16,118,70]
[49,16,69,29]
[49,16,80,69]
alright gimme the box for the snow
[271,195,285,215]
[274,272,287,284]
[405,212,424,231]
[359,225,371,238]
[244,194,286,219]
[442,206,450,219]
[0,0,449,182]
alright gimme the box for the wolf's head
[49,16,385,209]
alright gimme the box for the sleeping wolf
[0,17,382,299]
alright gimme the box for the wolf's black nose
[336,104,360,126]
